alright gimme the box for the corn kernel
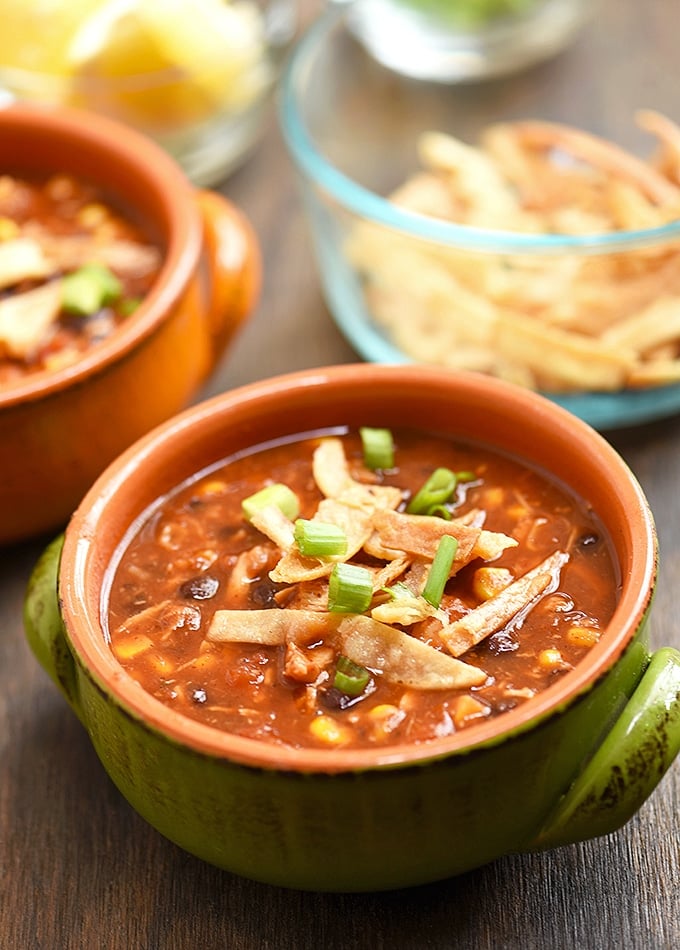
[112,633,153,661]
[309,714,352,746]
[77,203,109,228]
[195,479,229,497]
[566,626,601,648]
[368,703,406,740]
[147,654,175,676]
[483,487,505,508]
[472,566,514,601]
[451,694,490,729]
[538,647,569,671]
[0,217,19,240]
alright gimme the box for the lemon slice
[66,0,270,132]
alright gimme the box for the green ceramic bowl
[24,364,680,891]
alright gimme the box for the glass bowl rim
[279,5,680,256]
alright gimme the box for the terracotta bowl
[0,102,260,544]
[24,365,680,891]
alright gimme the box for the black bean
[179,575,220,600]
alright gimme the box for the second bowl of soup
[24,364,680,891]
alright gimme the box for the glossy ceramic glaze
[24,365,680,891]
[0,103,260,544]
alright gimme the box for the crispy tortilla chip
[313,438,402,510]
[339,615,486,689]
[0,237,53,289]
[440,551,568,657]
[249,504,295,551]
[207,608,342,646]
[270,498,374,584]
[0,280,63,359]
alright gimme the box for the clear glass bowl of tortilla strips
[280,5,680,431]
[0,0,298,187]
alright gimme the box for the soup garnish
[0,173,161,385]
[106,428,618,750]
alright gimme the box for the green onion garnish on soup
[360,427,394,470]
[407,467,458,515]
[62,262,122,316]
[328,562,373,613]
[242,483,300,521]
[294,519,348,557]
[333,655,371,697]
[422,534,458,607]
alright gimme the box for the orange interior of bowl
[59,364,657,772]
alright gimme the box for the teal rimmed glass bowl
[279,5,680,431]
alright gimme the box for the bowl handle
[194,188,262,362]
[533,647,680,850]
[23,534,84,724]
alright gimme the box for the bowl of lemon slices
[0,0,297,186]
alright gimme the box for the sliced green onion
[427,504,452,521]
[328,562,373,614]
[294,519,347,557]
[333,655,371,696]
[422,535,458,607]
[381,581,413,600]
[406,467,458,515]
[242,483,300,521]
[62,263,122,316]
[119,296,142,316]
[360,427,394,470]
[455,471,477,484]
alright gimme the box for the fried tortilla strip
[0,279,63,359]
[601,295,680,353]
[636,109,680,184]
[250,504,295,551]
[0,237,54,289]
[373,508,517,570]
[389,170,462,219]
[507,120,680,205]
[371,554,412,589]
[495,310,636,391]
[418,130,535,229]
[313,438,402,511]
[373,508,479,566]
[627,358,680,387]
[339,615,486,689]
[269,498,374,584]
[274,579,329,611]
[440,551,568,658]
[207,608,342,646]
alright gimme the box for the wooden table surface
[2,1,679,947]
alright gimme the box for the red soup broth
[105,427,619,751]
[0,172,161,386]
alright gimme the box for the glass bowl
[279,4,680,430]
[0,0,298,187]
[340,0,594,83]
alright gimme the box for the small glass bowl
[340,0,594,83]
[0,0,298,187]
[280,5,680,430]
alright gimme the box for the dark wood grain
[2,2,679,948]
